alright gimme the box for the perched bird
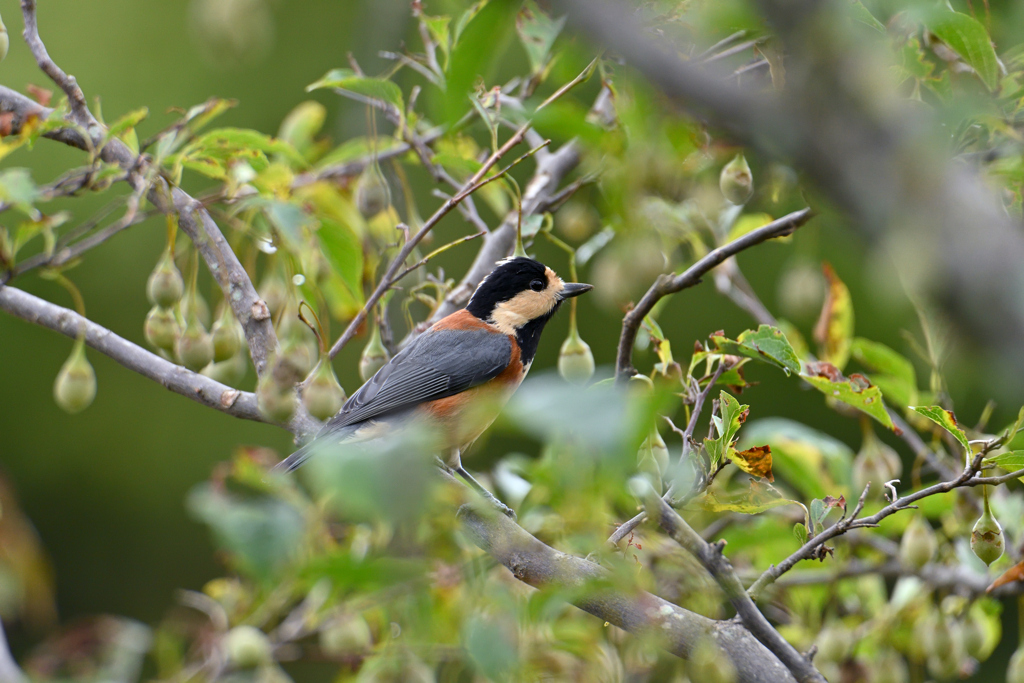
[275,257,592,515]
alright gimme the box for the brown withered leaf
[987,559,1024,593]
[26,84,53,107]
[732,444,774,482]
[804,360,844,382]
[822,494,846,513]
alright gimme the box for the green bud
[224,625,272,668]
[557,327,595,385]
[359,325,390,382]
[318,613,371,656]
[925,616,963,680]
[258,273,288,320]
[814,625,851,664]
[871,650,909,683]
[203,351,249,386]
[649,428,670,477]
[54,341,96,414]
[971,489,1004,566]
[556,202,598,242]
[176,315,214,372]
[636,438,663,494]
[899,515,937,569]
[0,16,9,63]
[144,305,180,352]
[355,165,390,218]
[719,153,754,205]
[257,355,301,423]
[146,250,184,308]
[853,422,902,498]
[211,305,244,363]
[1009,646,1024,683]
[303,359,345,422]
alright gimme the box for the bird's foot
[454,466,517,522]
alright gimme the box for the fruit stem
[53,273,86,341]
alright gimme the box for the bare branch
[0,285,323,434]
[20,0,92,124]
[616,208,813,379]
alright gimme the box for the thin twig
[616,208,813,379]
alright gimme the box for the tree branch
[0,286,301,430]
[640,485,825,682]
[616,208,813,379]
[0,618,27,683]
[454,490,798,683]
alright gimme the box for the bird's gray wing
[274,328,511,472]
[333,327,512,427]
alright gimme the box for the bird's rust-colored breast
[417,324,526,450]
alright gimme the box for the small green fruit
[303,360,345,421]
[258,273,288,319]
[871,650,909,683]
[359,325,390,382]
[203,352,249,386]
[224,625,272,668]
[211,306,244,363]
[176,315,214,371]
[557,327,595,385]
[144,306,180,352]
[971,489,1004,566]
[899,515,937,569]
[54,341,96,414]
[146,250,184,308]
[815,625,851,664]
[556,202,598,242]
[1008,646,1024,683]
[257,355,301,423]
[853,422,902,498]
[719,153,754,205]
[319,613,371,656]
[355,165,390,218]
[0,17,9,63]
[649,428,670,477]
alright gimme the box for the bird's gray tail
[273,440,319,473]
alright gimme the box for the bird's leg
[443,449,517,521]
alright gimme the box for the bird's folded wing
[326,327,512,431]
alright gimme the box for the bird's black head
[466,257,592,364]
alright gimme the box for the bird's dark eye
[530,279,545,292]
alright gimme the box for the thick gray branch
[457,501,797,683]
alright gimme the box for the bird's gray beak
[557,282,594,301]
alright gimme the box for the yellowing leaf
[802,361,895,430]
[813,263,853,370]
[912,405,970,456]
[731,444,774,482]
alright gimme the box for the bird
[274,256,593,517]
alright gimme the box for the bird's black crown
[466,257,550,319]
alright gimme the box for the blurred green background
[0,0,1015,669]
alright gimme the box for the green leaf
[424,14,452,66]
[912,405,971,456]
[710,325,801,375]
[105,107,148,143]
[849,0,885,32]
[445,0,517,124]
[12,212,67,259]
[851,337,917,408]
[186,483,303,581]
[317,218,365,309]
[814,263,853,370]
[801,361,895,430]
[516,0,566,74]
[986,450,1024,472]
[307,68,405,125]
[924,9,1000,90]
[0,169,40,218]
[315,136,403,170]
[263,200,316,252]
[693,481,802,515]
[704,391,748,467]
[189,127,307,168]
